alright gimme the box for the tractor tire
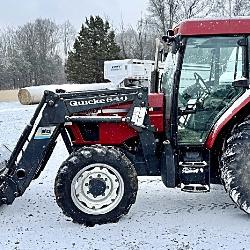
[54,145,138,226]
[220,115,250,214]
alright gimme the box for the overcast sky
[0,0,148,31]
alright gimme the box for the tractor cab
[161,18,250,191]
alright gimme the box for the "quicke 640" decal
[69,96,128,107]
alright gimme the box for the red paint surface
[149,93,164,107]
[175,18,250,36]
[206,94,250,149]
[99,123,137,144]
[102,93,164,110]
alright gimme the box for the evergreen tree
[66,16,121,84]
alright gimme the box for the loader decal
[34,126,56,140]
[69,96,128,107]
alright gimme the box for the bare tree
[211,0,250,17]
[178,0,215,20]
[233,0,250,16]
[0,19,67,90]
[132,18,147,59]
[147,0,215,33]
[148,0,168,33]
[116,27,138,58]
[14,18,65,87]
[60,20,76,61]
[0,28,17,89]
[118,19,129,59]
[148,0,179,33]
[116,17,158,60]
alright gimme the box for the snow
[0,102,250,250]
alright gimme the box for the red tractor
[0,18,250,226]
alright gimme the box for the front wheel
[54,146,138,226]
[220,116,250,214]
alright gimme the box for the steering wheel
[194,72,210,94]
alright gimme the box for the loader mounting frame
[0,87,159,205]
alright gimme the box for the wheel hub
[71,164,124,215]
[88,178,106,197]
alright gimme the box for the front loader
[1,17,250,225]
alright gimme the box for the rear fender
[206,90,250,149]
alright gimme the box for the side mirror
[162,35,180,54]
[167,29,174,36]
[232,78,249,88]
[162,35,175,43]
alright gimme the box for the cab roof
[175,18,250,36]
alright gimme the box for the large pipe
[18,83,117,105]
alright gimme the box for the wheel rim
[71,163,124,215]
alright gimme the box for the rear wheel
[220,115,250,214]
[54,146,138,226]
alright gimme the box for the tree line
[0,19,75,90]
[117,0,250,60]
[1,0,250,89]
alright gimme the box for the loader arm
[0,87,158,205]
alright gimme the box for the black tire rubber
[220,115,250,214]
[54,145,138,226]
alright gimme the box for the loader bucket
[0,145,11,173]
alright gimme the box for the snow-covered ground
[0,102,250,250]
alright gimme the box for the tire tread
[220,115,250,213]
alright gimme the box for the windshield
[180,37,245,92]
[177,36,248,144]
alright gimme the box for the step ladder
[179,161,210,192]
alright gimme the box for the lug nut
[138,93,143,99]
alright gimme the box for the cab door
[177,36,246,145]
